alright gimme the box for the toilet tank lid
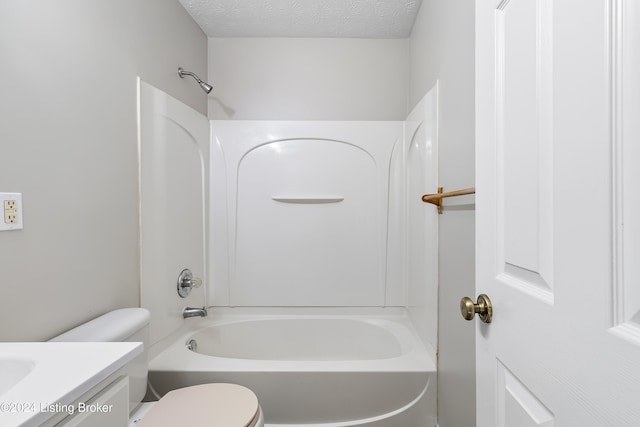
[50,308,151,342]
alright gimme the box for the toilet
[50,308,264,427]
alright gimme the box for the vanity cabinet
[42,376,130,427]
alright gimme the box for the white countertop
[0,342,142,427]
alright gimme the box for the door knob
[460,294,493,323]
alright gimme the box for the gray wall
[208,37,409,120]
[0,1,207,341]
[0,2,476,423]
[409,1,476,426]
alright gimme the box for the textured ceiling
[178,0,422,38]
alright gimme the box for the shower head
[198,80,213,94]
[178,67,213,94]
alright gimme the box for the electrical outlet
[1,192,23,231]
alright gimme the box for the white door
[476,1,640,426]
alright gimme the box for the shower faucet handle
[177,268,203,298]
[191,277,203,288]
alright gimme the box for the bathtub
[148,308,437,427]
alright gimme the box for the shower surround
[140,82,439,426]
[209,120,402,307]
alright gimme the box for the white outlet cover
[1,192,23,231]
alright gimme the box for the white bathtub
[148,308,437,427]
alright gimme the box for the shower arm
[178,67,213,94]
[178,67,203,83]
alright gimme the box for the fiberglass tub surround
[210,121,401,308]
[149,308,436,427]
[141,85,440,427]
[208,116,438,332]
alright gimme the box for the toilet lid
[138,383,260,427]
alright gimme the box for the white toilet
[50,308,264,427]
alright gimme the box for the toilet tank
[50,308,151,413]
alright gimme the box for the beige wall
[0,1,206,341]
[408,1,477,426]
[208,37,409,120]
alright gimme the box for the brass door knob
[460,294,493,323]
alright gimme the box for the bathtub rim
[148,307,436,374]
[188,317,414,360]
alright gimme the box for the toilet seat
[137,383,261,427]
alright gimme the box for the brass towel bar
[422,187,476,214]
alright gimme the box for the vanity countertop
[0,342,142,426]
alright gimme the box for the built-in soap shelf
[272,196,344,204]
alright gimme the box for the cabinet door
[59,376,129,427]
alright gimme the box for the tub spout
[183,306,208,318]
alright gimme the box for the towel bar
[422,187,475,214]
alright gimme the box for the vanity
[0,342,142,427]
